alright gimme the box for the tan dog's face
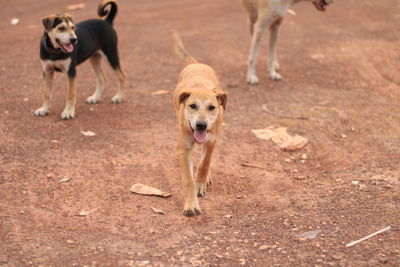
[179,90,227,143]
[312,0,333,11]
[42,14,77,53]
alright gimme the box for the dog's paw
[269,72,282,81]
[34,107,49,117]
[207,177,213,187]
[111,95,123,104]
[183,200,201,217]
[61,108,75,120]
[183,207,201,217]
[86,95,100,104]
[196,182,207,197]
[246,74,259,84]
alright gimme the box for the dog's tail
[170,30,198,65]
[98,0,118,24]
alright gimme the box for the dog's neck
[41,32,63,55]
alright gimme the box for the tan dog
[171,31,227,217]
[242,0,333,84]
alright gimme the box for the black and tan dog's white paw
[61,108,75,120]
[86,95,100,104]
[111,94,123,104]
[34,107,49,116]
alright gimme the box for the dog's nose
[70,37,77,44]
[196,122,207,131]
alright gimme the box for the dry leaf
[78,210,90,216]
[310,54,325,60]
[65,3,85,11]
[252,126,308,151]
[81,130,96,137]
[130,183,171,198]
[151,90,169,96]
[58,177,71,183]
[251,127,276,140]
[151,207,166,215]
[78,208,98,216]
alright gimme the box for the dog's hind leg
[246,18,269,84]
[195,142,216,197]
[86,53,105,104]
[103,48,126,104]
[268,17,283,81]
[34,71,54,116]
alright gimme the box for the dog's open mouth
[57,39,74,53]
[189,122,208,143]
[194,129,207,143]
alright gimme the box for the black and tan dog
[171,31,227,217]
[35,0,125,120]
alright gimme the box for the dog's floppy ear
[179,91,191,105]
[42,15,57,31]
[213,89,227,110]
[216,92,227,110]
[64,13,74,23]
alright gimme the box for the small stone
[67,240,74,244]
[340,133,347,139]
[351,180,359,185]
[285,158,291,163]
[239,258,246,265]
[224,214,233,218]
[259,245,269,251]
[301,153,307,159]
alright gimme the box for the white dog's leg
[268,17,283,81]
[247,22,266,84]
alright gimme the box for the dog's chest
[41,58,71,73]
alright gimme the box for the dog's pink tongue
[194,130,207,143]
[63,43,74,53]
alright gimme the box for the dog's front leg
[196,141,216,197]
[34,71,54,116]
[268,18,283,81]
[178,140,201,217]
[61,75,76,120]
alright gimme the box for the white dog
[241,0,333,84]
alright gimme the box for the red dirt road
[1,0,399,266]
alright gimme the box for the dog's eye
[208,105,216,111]
[189,104,197,109]
[59,26,66,31]
[71,26,75,30]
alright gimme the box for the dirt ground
[0,0,399,266]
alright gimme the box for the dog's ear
[213,89,227,110]
[216,92,227,110]
[179,91,191,105]
[64,13,74,23]
[42,15,57,31]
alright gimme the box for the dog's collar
[41,33,63,55]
